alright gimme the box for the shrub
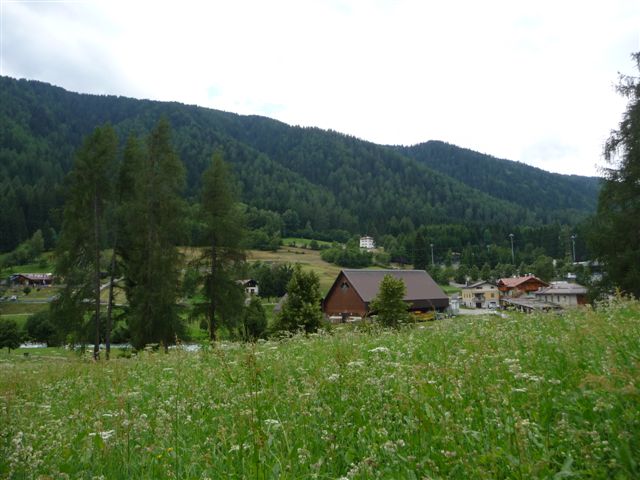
[275,266,323,333]
[241,297,267,341]
[26,311,58,345]
[0,318,22,352]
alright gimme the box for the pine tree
[52,124,118,357]
[369,275,409,328]
[197,151,246,341]
[589,52,640,298]
[122,119,186,350]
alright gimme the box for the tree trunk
[105,237,117,360]
[93,194,101,361]
[208,239,217,341]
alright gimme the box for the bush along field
[1,300,640,479]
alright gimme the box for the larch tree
[197,151,246,341]
[122,119,186,350]
[52,124,118,358]
[589,52,640,298]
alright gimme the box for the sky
[1,0,639,177]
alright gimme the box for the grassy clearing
[1,300,640,478]
[248,246,342,294]
[282,237,334,248]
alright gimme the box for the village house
[323,269,449,320]
[237,279,259,296]
[497,275,548,297]
[9,273,53,287]
[460,281,499,309]
[359,236,375,249]
[534,282,588,307]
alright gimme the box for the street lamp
[571,234,577,263]
[509,233,515,265]
[430,243,434,266]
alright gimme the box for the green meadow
[1,300,640,479]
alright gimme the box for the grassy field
[1,300,639,479]
[248,246,342,294]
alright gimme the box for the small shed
[323,269,449,319]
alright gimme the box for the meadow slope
[1,301,639,479]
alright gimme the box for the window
[341,282,349,291]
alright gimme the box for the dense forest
[0,76,600,257]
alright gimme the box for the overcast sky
[2,0,639,176]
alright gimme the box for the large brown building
[323,269,449,319]
[497,275,548,297]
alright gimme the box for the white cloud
[2,0,639,176]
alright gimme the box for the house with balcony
[460,281,500,309]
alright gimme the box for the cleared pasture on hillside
[1,300,639,479]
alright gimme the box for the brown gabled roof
[339,269,449,308]
[497,275,548,288]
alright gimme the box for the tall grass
[1,300,639,478]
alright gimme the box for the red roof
[497,275,547,288]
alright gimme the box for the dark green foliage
[251,262,293,299]
[240,297,267,341]
[1,230,45,267]
[369,275,409,328]
[276,266,323,333]
[52,124,118,355]
[413,231,429,270]
[589,53,640,298]
[399,141,600,222]
[196,151,246,340]
[182,267,200,298]
[533,255,555,282]
[121,119,186,350]
[0,318,22,352]
[455,265,469,284]
[320,245,372,268]
[0,76,600,254]
[25,310,57,345]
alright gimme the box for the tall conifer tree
[197,151,246,341]
[589,52,640,297]
[53,125,118,357]
[122,119,186,350]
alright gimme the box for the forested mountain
[398,141,600,222]
[0,76,600,252]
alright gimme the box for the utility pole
[430,243,434,266]
[571,234,577,263]
[509,233,515,265]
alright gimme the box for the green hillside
[0,76,600,252]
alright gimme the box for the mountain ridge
[0,76,600,252]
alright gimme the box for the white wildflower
[368,346,390,354]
